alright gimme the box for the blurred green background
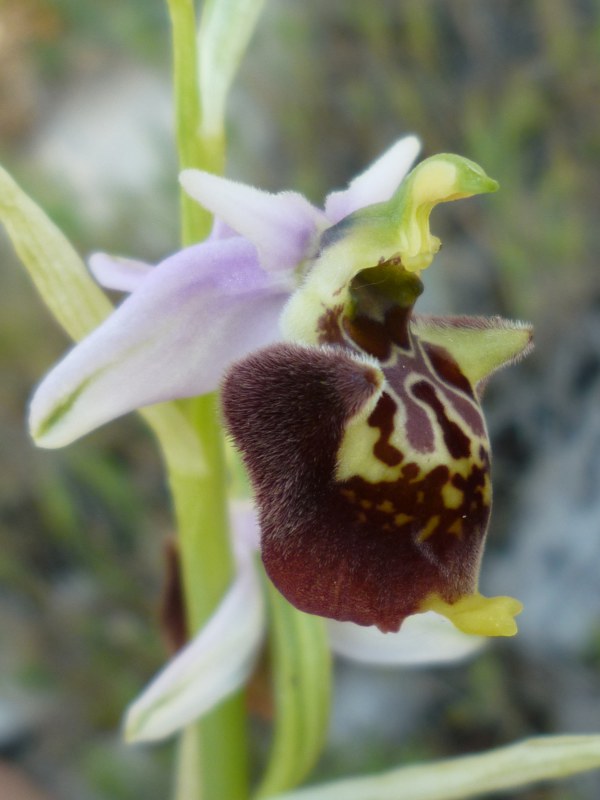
[1,1,600,798]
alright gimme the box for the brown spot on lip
[367,392,403,467]
[411,380,472,459]
[402,463,420,481]
[316,304,346,346]
[424,342,474,398]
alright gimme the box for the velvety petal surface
[124,544,265,742]
[180,169,328,272]
[411,315,534,390]
[88,252,153,293]
[224,333,485,633]
[224,342,456,631]
[30,238,292,447]
[324,135,420,223]
[227,502,484,666]
[327,612,484,666]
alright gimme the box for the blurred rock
[489,303,600,655]
[31,61,172,223]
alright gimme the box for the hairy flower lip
[221,318,529,635]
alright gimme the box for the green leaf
[412,314,533,388]
[255,580,332,799]
[198,0,266,139]
[269,735,600,800]
[0,163,112,340]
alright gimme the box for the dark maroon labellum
[222,323,491,632]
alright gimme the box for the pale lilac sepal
[324,135,421,223]
[180,169,327,272]
[88,253,153,293]
[30,238,291,447]
[124,548,265,742]
[327,612,484,666]
[209,217,237,241]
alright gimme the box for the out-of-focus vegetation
[1,1,599,799]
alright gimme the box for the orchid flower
[30,135,532,668]
[219,153,533,639]
[29,136,421,447]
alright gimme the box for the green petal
[412,315,533,388]
[269,735,600,800]
[254,578,332,799]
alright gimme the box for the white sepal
[124,552,265,743]
[327,611,484,666]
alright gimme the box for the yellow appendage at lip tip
[421,592,523,637]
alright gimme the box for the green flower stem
[171,395,248,800]
[174,394,232,629]
[167,1,247,798]
[167,0,224,245]
[255,580,331,799]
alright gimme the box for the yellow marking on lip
[476,473,492,505]
[394,513,414,527]
[335,387,491,485]
[417,515,440,543]
[337,417,404,483]
[421,592,523,637]
[442,481,464,509]
[447,519,463,537]
[377,500,395,513]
